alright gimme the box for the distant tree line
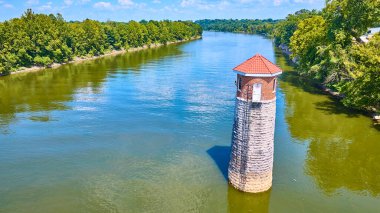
[195,19,279,36]
[0,9,202,74]
[197,0,380,113]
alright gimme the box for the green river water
[0,32,379,212]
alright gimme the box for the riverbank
[278,43,346,99]
[5,36,201,77]
[277,44,380,123]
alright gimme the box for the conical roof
[233,54,282,76]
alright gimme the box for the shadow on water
[207,145,272,213]
[314,98,363,118]
[207,145,230,181]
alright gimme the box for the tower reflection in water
[228,185,271,213]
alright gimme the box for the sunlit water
[0,32,379,212]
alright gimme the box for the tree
[195,19,278,36]
[0,10,203,74]
[125,21,148,48]
[324,0,380,45]
[273,9,319,46]
[146,21,160,44]
[287,0,380,111]
[290,16,327,75]
[338,34,380,111]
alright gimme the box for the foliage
[0,9,202,74]
[324,0,380,45]
[195,11,317,45]
[272,9,319,46]
[289,16,326,74]
[195,19,279,36]
[288,0,380,112]
[33,56,53,67]
[338,34,380,111]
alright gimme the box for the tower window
[273,79,277,92]
[237,76,242,91]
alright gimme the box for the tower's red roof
[233,54,282,76]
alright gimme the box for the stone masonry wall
[228,98,276,193]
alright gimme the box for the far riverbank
[4,36,201,77]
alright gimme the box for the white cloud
[64,0,73,6]
[3,3,13,8]
[273,0,325,6]
[118,0,134,6]
[38,1,53,11]
[180,0,194,7]
[93,1,112,9]
[93,0,146,10]
[73,0,91,5]
[232,0,319,6]
[26,0,39,5]
[274,0,288,6]
[294,0,318,2]
[160,5,182,13]
[218,0,229,9]
[180,0,229,10]
[63,0,91,6]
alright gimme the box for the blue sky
[0,0,325,21]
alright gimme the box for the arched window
[273,79,277,92]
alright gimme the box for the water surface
[1,32,379,212]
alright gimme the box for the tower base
[228,98,276,193]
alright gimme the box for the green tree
[324,0,380,45]
[273,9,319,46]
[290,16,327,80]
[146,21,160,44]
[0,9,202,74]
[338,34,380,111]
[287,0,380,111]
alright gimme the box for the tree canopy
[289,0,380,111]
[0,9,202,74]
[195,19,279,36]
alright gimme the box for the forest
[195,19,279,36]
[0,9,202,75]
[198,0,380,113]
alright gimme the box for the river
[0,32,379,212]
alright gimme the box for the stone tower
[228,54,282,193]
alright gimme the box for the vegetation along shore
[196,0,380,115]
[0,9,202,76]
[7,37,201,76]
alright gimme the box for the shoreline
[6,36,201,76]
[277,45,380,123]
[277,44,345,99]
